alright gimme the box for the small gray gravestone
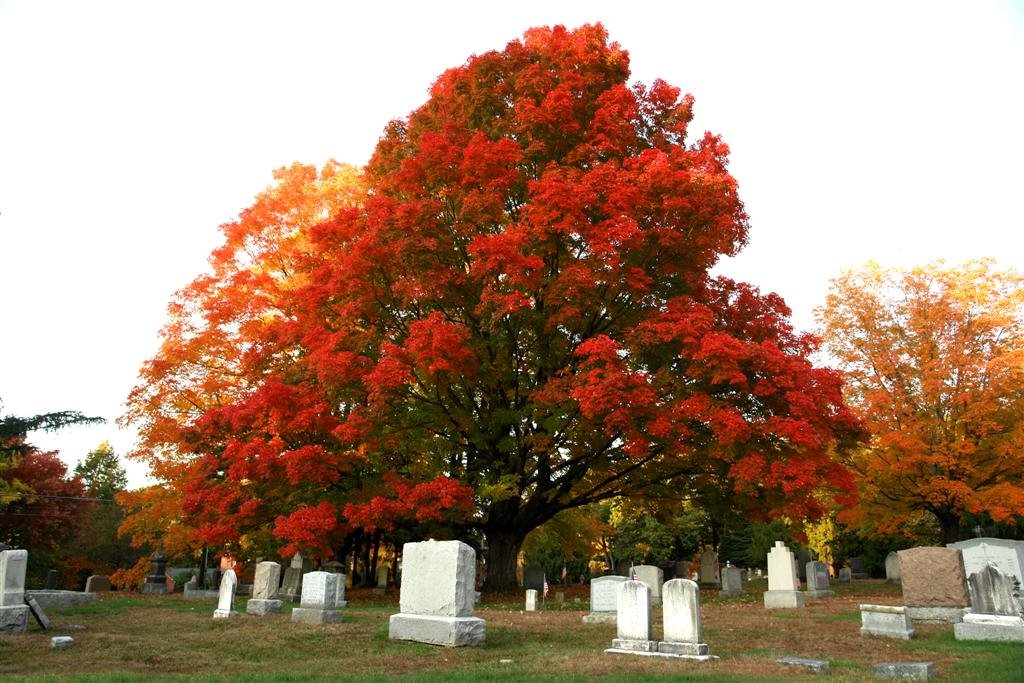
[582,575,625,623]
[246,561,283,615]
[605,580,657,654]
[849,556,866,579]
[777,657,830,673]
[837,567,852,583]
[278,553,312,602]
[698,551,719,587]
[632,565,664,605]
[523,565,545,592]
[212,568,238,619]
[954,563,1024,642]
[764,542,804,609]
[0,549,30,633]
[373,565,389,594]
[388,539,485,646]
[44,569,58,590]
[658,579,714,660]
[719,564,744,598]
[885,552,901,582]
[84,575,111,593]
[805,561,834,598]
[860,604,915,639]
[292,571,344,624]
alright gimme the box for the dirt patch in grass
[1,581,1020,681]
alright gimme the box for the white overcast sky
[1,1,1022,488]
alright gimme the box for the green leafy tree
[74,441,128,499]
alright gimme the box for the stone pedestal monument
[763,542,805,609]
[0,549,29,632]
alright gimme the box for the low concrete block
[764,590,805,609]
[25,590,98,610]
[904,606,965,624]
[874,662,933,680]
[51,636,74,649]
[292,607,342,625]
[777,656,830,672]
[860,604,915,640]
[581,612,617,624]
[388,613,485,646]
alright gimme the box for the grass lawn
[1,580,1021,681]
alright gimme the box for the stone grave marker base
[212,608,238,619]
[292,607,342,625]
[874,662,933,680]
[0,605,29,632]
[860,604,915,639]
[581,612,617,624]
[605,647,717,661]
[954,613,1024,642]
[246,598,283,615]
[805,589,835,598]
[609,637,657,652]
[764,590,805,609]
[388,612,485,646]
[905,606,965,624]
[658,640,709,656]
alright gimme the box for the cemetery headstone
[142,550,169,595]
[388,539,485,646]
[898,547,970,623]
[373,565,390,594]
[50,636,74,649]
[948,537,1024,587]
[523,565,545,591]
[838,567,852,583]
[0,549,29,632]
[719,564,744,598]
[246,561,283,615]
[763,542,804,608]
[884,552,901,582]
[805,560,834,598]
[292,571,345,624]
[954,563,1024,642]
[278,552,312,602]
[605,579,658,654]
[658,578,714,659]
[44,569,58,590]
[859,604,915,639]
[582,575,625,623]
[874,662,934,680]
[849,556,867,579]
[525,589,538,611]
[212,568,238,619]
[632,565,664,605]
[84,575,111,593]
[24,595,51,630]
[698,550,720,587]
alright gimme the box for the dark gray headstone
[44,569,58,590]
[523,565,545,591]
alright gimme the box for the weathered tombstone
[278,552,312,602]
[50,636,74,649]
[763,542,804,608]
[658,579,713,659]
[885,552,901,582]
[898,547,971,623]
[523,565,545,592]
[948,537,1024,586]
[837,567,852,583]
[292,571,345,624]
[795,549,811,581]
[44,569,58,590]
[849,556,867,579]
[582,575,626,623]
[0,549,30,633]
[954,563,1024,642]
[212,568,238,619]
[388,539,485,646]
[24,595,51,630]
[874,662,934,679]
[246,561,283,615]
[632,565,664,605]
[142,550,169,595]
[860,604,915,639]
[719,565,744,598]
[333,573,348,609]
[698,550,719,587]
[84,575,111,593]
[805,560,834,598]
[605,580,657,654]
[374,565,390,594]
[525,589,538,611]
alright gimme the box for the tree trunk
[936,511,961,545]
[482,529,525,593]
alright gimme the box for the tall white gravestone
[212,568,238,619]
[659,579,713,659]
[582,575,625,623]
[246,561,283,615]
[0,549,29,632]
[763,542,805,608]
[388,539,485,646]
[606,579,658,653]
[292,571,345,624]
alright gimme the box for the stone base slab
[658,640,709,656]
[0,605,29,633]
[764,590,805,609]
[905,606,965,624]
[777,656,830,672]
[292,607,342,625]
[212,608,238,619]
[805,590,834,598]
[388,613,485,646]
[605,648,717,661]
[25,591,99,610]
[246,599,283,615]
[874,662,933,680]
[860,604,915,640]
[142,583,168,595]
[954,614,1024,642]
[611,638,658,652]
[582,612,617,624]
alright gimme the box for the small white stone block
[860,604,915,639]
[388,613,485,646]
[50,636,74,649]
[525,589,538,611]
[764,590,805,609]
[954,613,1024,642]
[292,607,343,625]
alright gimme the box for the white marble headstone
[300,571,338,609]
[590,575,627,612]
[252,561,281,600]
[0,549,28,607]
[948,538,1024,585]
[213,568,237,618]
[767,542,800,591]
[399,539,476,617]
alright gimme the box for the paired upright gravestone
[605,579,657,653]
[719,564,744,597]
[698,551,719,587]
[805,561,834,598]
[246,561,283,615]
[948,537,1024,587]
[764,542,804,608]
[632,565,664,605]
[898,547,971,623]
[292,571,345,624]
[582,575,625,623]
[954,564,1024,642]
[659,579,713,659]
[884,552,901,582]
[212,568,238,619]
[389,540,485,646]
[142,550,169,595]
[0,549,29,632]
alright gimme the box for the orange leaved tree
[819,260,1024,543]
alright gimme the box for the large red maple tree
[127,24,863,590]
